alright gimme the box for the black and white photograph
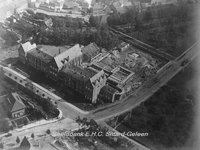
[0,0,199,150]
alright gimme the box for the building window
[36,90,39,93]
[20,80,22,83]
[15,77,17,80]
[9,73,12,76]
[42,94,45,97]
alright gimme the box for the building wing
[54,44,82,70]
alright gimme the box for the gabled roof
[20,136,31,150]
[90,70,105,86]
[21,42,37,53]
[54,44,82,70]
[44,18,53,27]
[64,2,80,8]
[3,93,26,113]
[82,43,100,58]
[30,139,39,146]
[104,5,112,14]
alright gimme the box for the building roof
[104,5,112,14]
[82,43,100,58]
[101,85,117,94]
[28,45,71,63]
[3,93,26,113]
[30,139,39,146]
[63,2,80,8]
[61,64,97,82]
[44,18,53,27]
[93,3,104,10]
[21,42,37,53]
[90,70,105,86]
[54,44,83,70]
[20,136,31,150]
[118,42,129,49]
[28,48,53,63]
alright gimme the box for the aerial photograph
[0,0,199,150]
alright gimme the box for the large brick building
[59,64,106,103]
[18,42,127,103]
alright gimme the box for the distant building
[63,1,80,10]
[82,43,101,63]
[2,93,26,119]
[59,64,106,103]
[104,5,112,14]
[0,0,28,22]
[43,18,53,28]
[117,42,130,52]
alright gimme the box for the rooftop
[101,84,117,94]
[82,43,100,58]
[54,44,82,70]
[2,93,26,113]
[36,45,71,57]
[28,48,53,63]
[21,42,37,53]
[61,64,97,82]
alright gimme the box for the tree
[0,142,3,149]
[31,133,35,139]
[0,119,10,133]
[143,10,152,22]
[16,136,20,143]
[89,15,100,27]
[46,129,51,134]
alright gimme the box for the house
[44,18,53,28]
[59,64,107,103]
[117,42,130,51]
[30,139,39,150]
[47,44,83,81]
[18,41,37,64]
[82,43,101,63]
[49,2,63,12]
[2,93,26,119]
[27,46,54,73]
[93,3,105,15]
[63,1,80,10]
[9,136,31,150]
[104,5,112,14]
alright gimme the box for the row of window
[8,73,23,83]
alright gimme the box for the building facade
[59,64,106,103]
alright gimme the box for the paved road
[86,40,200,122]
